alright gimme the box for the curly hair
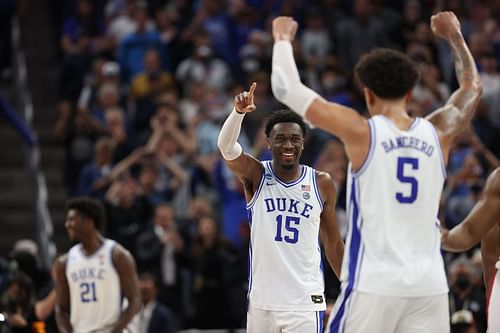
[355,48,420,99]
[264,109,307,137]
[66,196,106,230]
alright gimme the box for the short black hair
[355,48,419,99]
[264,109,307,137]
[66,196,106,230]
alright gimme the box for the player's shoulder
[485,167,500,194]
[111,241,135,266]
[314,170,336,196]
[54,253,69,274]
[56,253,68,265]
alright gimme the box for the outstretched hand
[272,16,298,42]
[234,82,257,114]
[431,11,461,39]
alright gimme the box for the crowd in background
[1,0,500,332]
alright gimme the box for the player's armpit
[224,153,264,202]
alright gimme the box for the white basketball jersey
[247,160,325,311]
[340,115,448,297]
[66,239,122,333]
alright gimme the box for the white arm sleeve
[217,109,245,161]
[271,41,320,118]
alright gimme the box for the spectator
[175,30,231,92]
[135,204,187,324]
[75,136,115,199]
[131,49,176,100]
[118,1,169,82]
[128,272,175,333]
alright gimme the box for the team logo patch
[265,173,275,185]
[311,295,324,304]
[303,192,310,200]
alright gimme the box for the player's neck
[80,233,105,256]
[272,161,301,182]
[373,100,414,130]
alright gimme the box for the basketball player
[54,197,141,333]
[217,83,344,333]
[441,167,500,332]
[271,11,481,333]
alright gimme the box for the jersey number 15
[274,215,300,244]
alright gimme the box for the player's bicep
[426,88,481,157]
[225,152,263,185]
[112,247,140,305]
[54,256,70,310]
[307,99,368,140]
[307,99,370,167]
[318,173,340,242]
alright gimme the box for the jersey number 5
[80,282,97,302]
[396,157,419,204]
[275,215,300,243]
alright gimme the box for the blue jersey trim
[312,168,324,210]
[246,163,266,209]
[269,162,307,188]
[247,217,253,299]
[352,118,376,177]
[316,310,325,333]
[329,178,364,333]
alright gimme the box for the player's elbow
[460,79,483,100]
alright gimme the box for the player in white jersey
[217,83,344,333]
[441,168,500,332]
[270,11,482,333]
[55,197,140,333]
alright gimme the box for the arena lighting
[0,313,5,322]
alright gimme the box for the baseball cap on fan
[102,61,120,77]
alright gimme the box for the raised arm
[54,255,72,333]
[317,171,344,279]
[111,245,141,333]
[271,17,369,169]
[441,168,500,251]
[217,83,264,201]
[426,11,482,162]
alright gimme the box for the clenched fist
[431,11,461,39]
[272,16,298,42]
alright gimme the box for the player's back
[341,115,448,296]
[66,239,121,333]
[247,161,325,311]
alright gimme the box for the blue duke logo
[264,197,313,218]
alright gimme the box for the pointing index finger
[249,82,257,97]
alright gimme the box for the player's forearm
[271,41,319,119]
[441,225,478,252]
[447,32,479,88]
[217,109,244,161]
[325,239,344,279]
[111,303,141,333]
[446,32,482,121]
